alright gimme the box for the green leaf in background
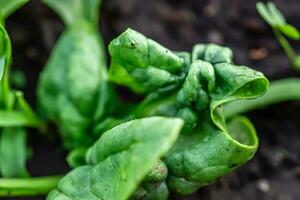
[0,128,28,177]
[257,1,300,40]
[0,0,28,19]
[11,70,26,89]
[42,0,102,27]
[279,24,300,40]
[257,1,285,26]
[0,90,44,128]
[0,175,62,197]
[266,1,285,25]
[38,0,115,149]
[257,2,277,26]
[47,117,184,200]
[38,23,113,149]
[257,1,300,70]
[0,0,36,185]
[293,56,300,69]
[0,23,11,81]
[0,110,41,127]
[66,148,87,168]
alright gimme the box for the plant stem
[0,175,62,197]
[14,91,46,130]
[1,44,11,110]
[273,29,297,65]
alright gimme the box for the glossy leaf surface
[47,117,184,200]
[108,29,268,197]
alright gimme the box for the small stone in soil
[256,179,270,192]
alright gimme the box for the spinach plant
[47,29,268,200]
[225,2,300,116]
[0,1,274,199]
[257,1,300,69]
[0,0,44,179]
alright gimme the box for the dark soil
[4,0,300,199]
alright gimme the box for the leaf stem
[0,175,62,197]
[273,28,297,66]
[0,30,12,110]
[14,91,46,130]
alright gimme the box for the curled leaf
[109,29,268,196]
[224,78,300,117]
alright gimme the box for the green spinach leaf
[0,23,11,81]
[47,117,184,200]
[38,0,115,149]
[257,1,300,69]
[109,29,185,93]
[0,0,40,181]
[257,1,300,40]
[108,29,268,196]
[0,0,28,20]
[43,0,102,27]
[0,128,28,177]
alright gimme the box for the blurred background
[5,0,300,199]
